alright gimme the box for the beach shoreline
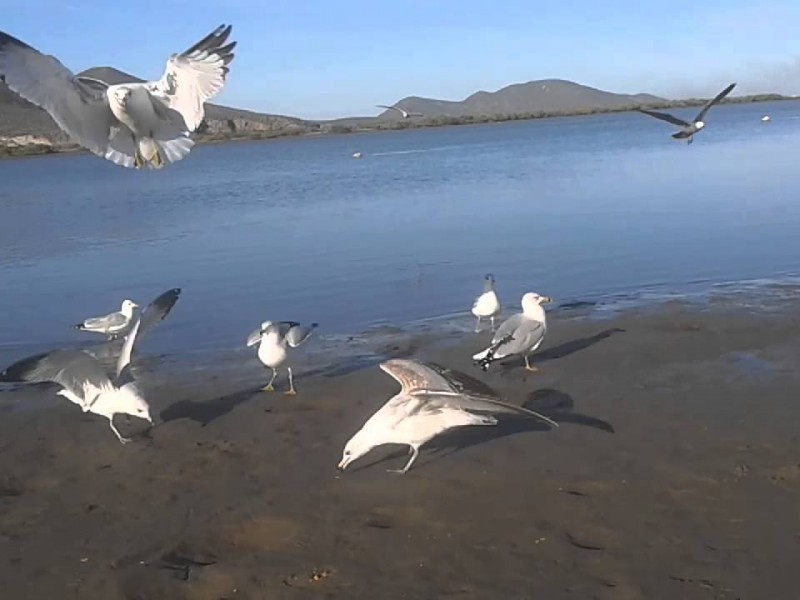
[2,290,800,598]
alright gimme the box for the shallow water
[1,100,800,363]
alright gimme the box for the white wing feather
[149,25,236,132]
[0,31,114,156]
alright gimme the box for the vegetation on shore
[0,93,793,159]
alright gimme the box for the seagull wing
[636,108,691,128]
[0,31,114,157]
[694,82,736,122]
[417,392,559,428]
[149,25,236,132]
[376,104,403,115]
[81,311,127,330]
[284,322,319,348]
[0,349,113,403]
[379,359,458,395]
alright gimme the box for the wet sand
[2,296,800,599]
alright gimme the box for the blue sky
[5,0,800,119]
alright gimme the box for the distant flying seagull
[246,321,318,394]
[75,299,139,340]
[473,292,551,372]
[637,82,736,144]
[0,288,181,444]
[376,105,424,119]
[0,25,236,169]
[471,273,501,333]
[337,359,558,474]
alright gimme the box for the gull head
[118,387,154,425]
[484,273,495,284]
[337,429,375,471]
[246,320,273,347]
[121,299,139,311]
[111,87,133,107]
[521,292,552,314]
[695,121,705,130]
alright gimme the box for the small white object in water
[761,115,771,122]
[337,359,558,474]
[246,321,318,394]
[473,292,551,371]
[353,151,362,158]
[75,299,138,339]
[471,273,501,332]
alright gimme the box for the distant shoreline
[1,94,795,161]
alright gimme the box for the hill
[376,79,665,119]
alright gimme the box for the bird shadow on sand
[353,388,614,473]
[498,327,625,372]
[159,386,265,427]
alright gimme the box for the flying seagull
[75,299,139,340]
[246,320,318,394]
[473,292,551,372]
[636,83,736,144]
[376,104,424,119]
[337,359,558,474]
[471,273,501,333]
[0,288,181,443]
[0,25,236,169]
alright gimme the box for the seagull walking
[0,288,181,444]
[337,359,558,474]
[637,82,736,144]
[473,292,551,372]
[75,299,139,339]
[0,25,236,169]
[246,321,318,395]
[471,273,501,332]
[376,104,424,119]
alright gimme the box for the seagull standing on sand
[75,299,139,340]
[246,321,318,395]
[473,292,551,372]
[337,359,558,474]
[636,83,736,144]
[0,25,236,169]
[0,289,181,444]
[471,273,501,333]
[376,104,424,119]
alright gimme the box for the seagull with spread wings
[246,320,318,395]
[376,104,424,119]
[637,83,736,144]
[337,359,558,474]
[0,25,236,169]
[0,288,181,443]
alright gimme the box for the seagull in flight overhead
[376,104,424,119]
[0,25,236,169]
[636,83,736,144]
[0,288,181,443]
[337,359,558,474]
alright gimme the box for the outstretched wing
[149,25,236,132]
[284,322,318,348]
[0,349,112,403]
[0,31,114,156]
[695,82,736,122]
[379,359,457,395]
[420,392,559,428]
[636,108,691,128]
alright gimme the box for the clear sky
[4,0,800,119]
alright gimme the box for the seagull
[376,105,424,119]
[472,292,551,372]
[337,359,558,474]
[636,82,736,144]
[471,273,501,333]
[246,321,318,395]
[0,288,181,444]
[761,115,771,123]
[75,299,139,340]
[0,25,236,169]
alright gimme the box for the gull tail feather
[472,334,514,371]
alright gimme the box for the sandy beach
[2,293,800,599]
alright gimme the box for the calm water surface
[2,100,800,362]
